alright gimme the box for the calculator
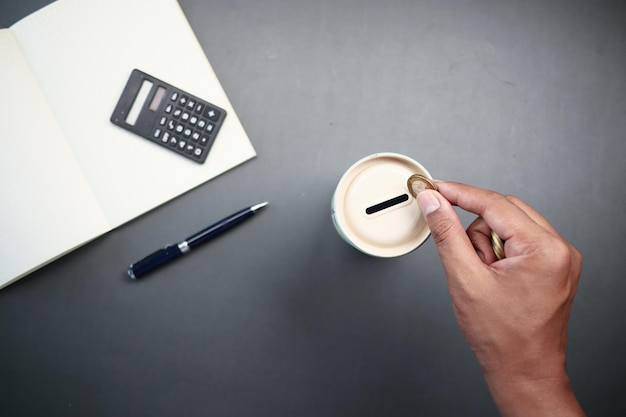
[110,69,226,164]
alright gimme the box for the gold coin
[407,174,438,198]
[491,230,505,260]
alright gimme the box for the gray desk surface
[1,1,625,416]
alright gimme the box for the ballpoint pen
[127,202,269,279]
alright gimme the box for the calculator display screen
[149,86,166,112]
[125,80,153,126]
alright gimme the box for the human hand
[416,181,585,417]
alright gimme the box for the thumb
[417,190,483,278]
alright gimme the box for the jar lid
[331,153,433,257]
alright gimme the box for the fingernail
[417,190,440,215]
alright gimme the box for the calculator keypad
[150,92,224,163]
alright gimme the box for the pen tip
[251,201,269,211]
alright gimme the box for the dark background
[1,0,625,416]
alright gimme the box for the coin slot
[365,194,409,215]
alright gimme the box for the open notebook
[0,0,257,289]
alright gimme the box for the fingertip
[417,189,441,216]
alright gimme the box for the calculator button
[183,128,192,138]
[194,147,203,157]
[189,116,198,125]
[159,116,167,126]
[175,124,184,133]
[164,104,173,114]
[186,144,195,154]
[153,128,162,138]
[191,132,200,141]
[178,140,187,150]
[203,107,220,121]
[169,136,178,146]
[181,112,190,122]
[162,132,170,143]
[170,92,178,101]
[197,119,206,129]
[200,136,209,146]
[173,108,182,119]
[206,123,215,134]
[204,107,217,120]
[168,120,175,130]
[195,103,204,114]
[179,95,188,106]
[187,99,196,110]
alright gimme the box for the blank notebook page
[0,30,108,288]
[12,0,257,227]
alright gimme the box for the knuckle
[546,238,580,274]
[505,194,524,206]
[484,190,506,202]
[504,194,528,211]
[486,192,514,211]
[550,239,571,264]
[570,245,583,272]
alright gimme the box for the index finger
[435,181,542,242]
[505,195,562,239]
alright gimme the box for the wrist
[483,370,585,417]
